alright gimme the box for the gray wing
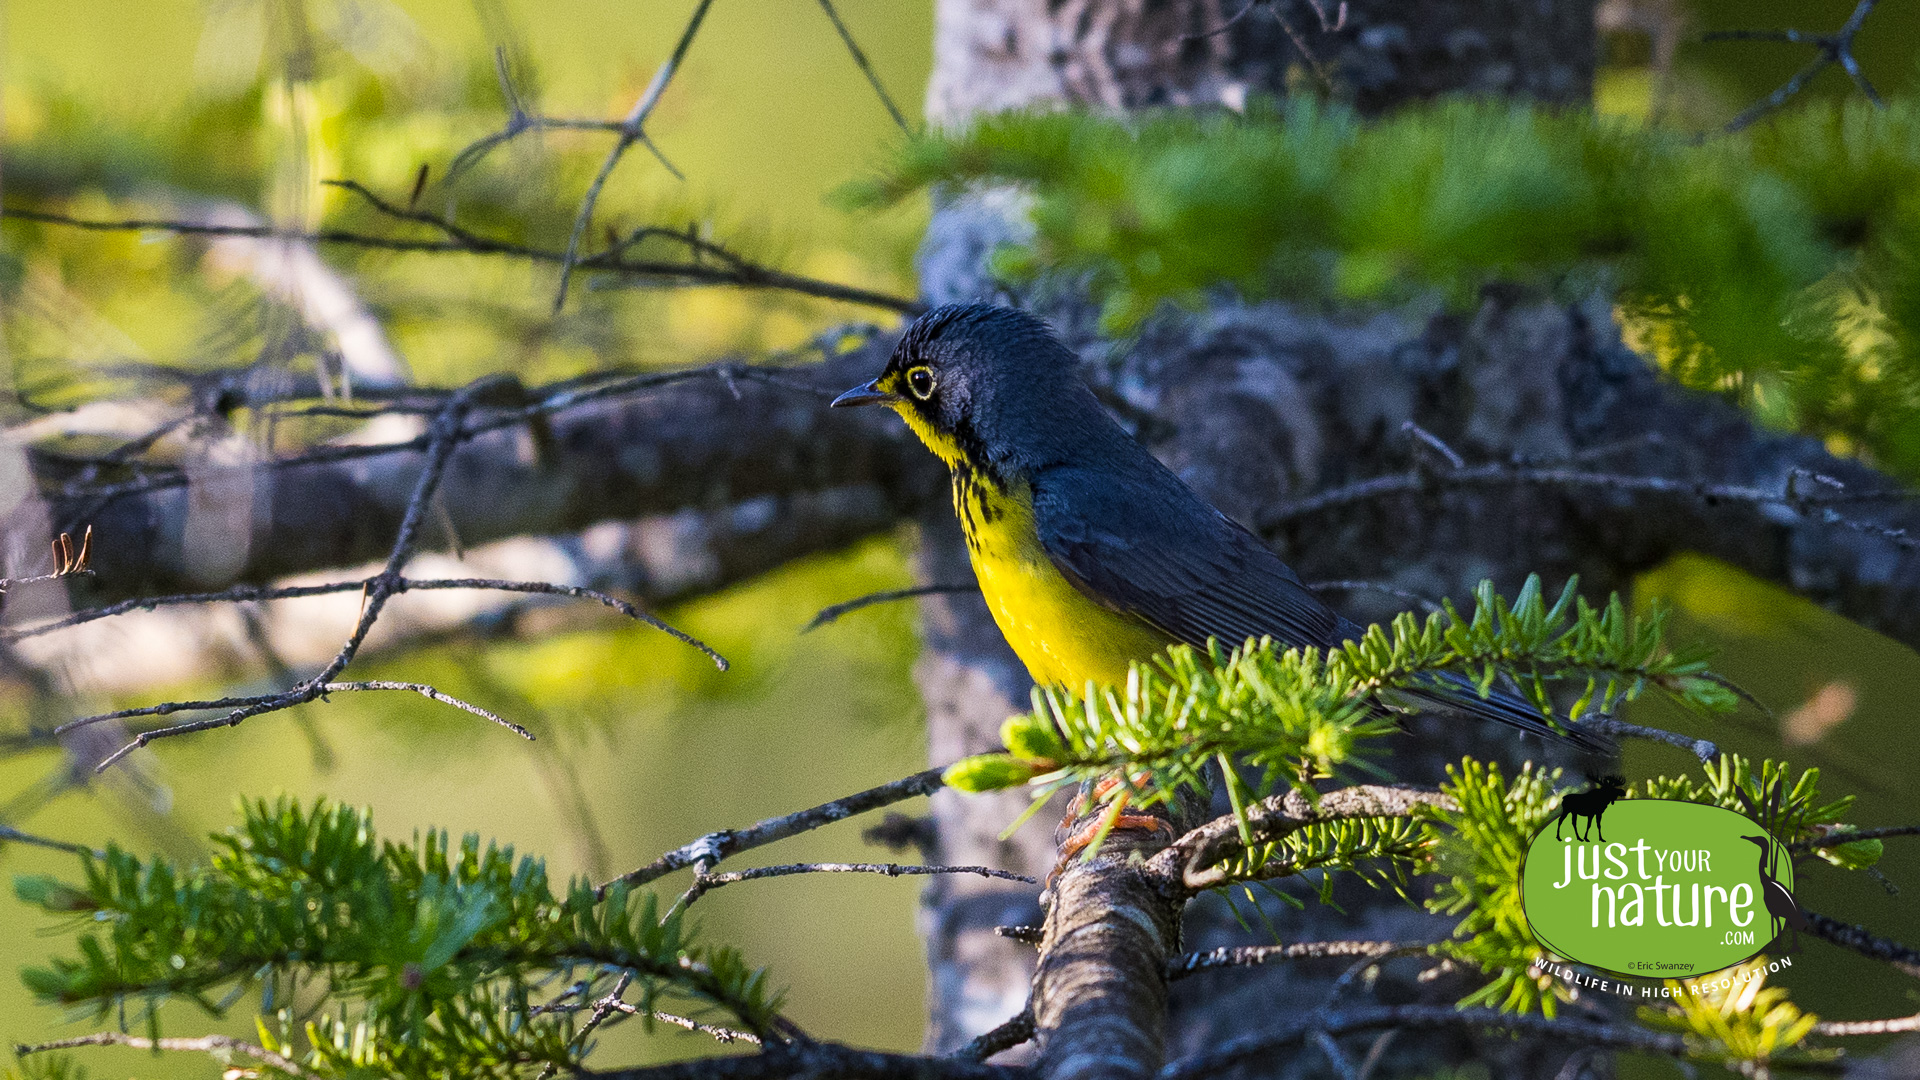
[1032,463,1609,753]
[1030,463,1339,652]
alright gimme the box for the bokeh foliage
[850,97,1920,478]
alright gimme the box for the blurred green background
[4,0,1920,1074]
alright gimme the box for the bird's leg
[1052,775,1173,877]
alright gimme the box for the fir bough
[947,576,1736,805]
[849,97,1920,478]
[13,798,778,1079]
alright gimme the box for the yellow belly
[954,469,1173,690]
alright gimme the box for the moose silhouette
[1742,834,1807,953]
[1553,775,1627,843]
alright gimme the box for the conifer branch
[1151,785,1456,893]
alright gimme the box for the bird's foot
[1049,776,1174,883]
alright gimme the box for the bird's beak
[830,379,899,408]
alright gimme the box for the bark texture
[1031,837,1180,1080]
[2,341,943,611]
[925,0,1595,125]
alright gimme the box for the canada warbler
[833,302,1607,754]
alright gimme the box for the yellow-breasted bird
[832,303,1608,798]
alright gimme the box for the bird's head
[832,303,1090,473]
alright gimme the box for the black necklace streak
[948,426,1010,557]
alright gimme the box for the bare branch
[1168,940,1417,981]
[803,583,976,631]
[1705,0,1884,134]
[7,576,724,669]
[1790,823,1920,853]
[950,1005,1035,1063]
[554,0,714,312]
[539,972,636,1080]
[1812,1011,1920,1036]
[600,768,945,896]
[0,824,104,859]
[16,1032,313,1079]
[1158,1005,1698,1080]
[1262,459,1920,551]
[651,1011,765,1046]
[76,388,506,771]
[1801,909,1920,979]
[1148,785,1457,893]
[816,0,912,133]
[322,681,533,738]
[2,205,922,315]
[674,861,1036,915]
[1571,715,1717,761]
[36,358,851,512]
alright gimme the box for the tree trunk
[912,3,1603,1076]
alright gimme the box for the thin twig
[1168,940,1416,980]
[674,861,1035,915]
[2,205,921,315]
[651,1011,764,1045]
[1801,909,1920,979]
[1812,1011,1920,1036]
[1706,0,1884,135]
[949,1005,1035,1063]
[15,1032,312,1079]
[0,824,105,859]
[816,0,911,133]
[539,972,635,1080]
[803,584,978,632]
[1158,1004,1701,1080]
[1790,823,1920,853]
[8,577,722,668]
[1182,0,1267,41]
[87,389,482,771]
[1261,459,1920,552]
[26,357,871,513]
[554,0,714,312]
[1571,715,1717,762]
[324,681,533,739]
[600,768,945,897]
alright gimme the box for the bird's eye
[905,366,936,400]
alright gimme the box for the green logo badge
[1520,781,1801,979]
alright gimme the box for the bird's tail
[1397,671,1614,755]
[1331,617,1611,753]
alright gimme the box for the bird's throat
[950,464,1171,690]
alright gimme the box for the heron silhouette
[1742,834,1806,953]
